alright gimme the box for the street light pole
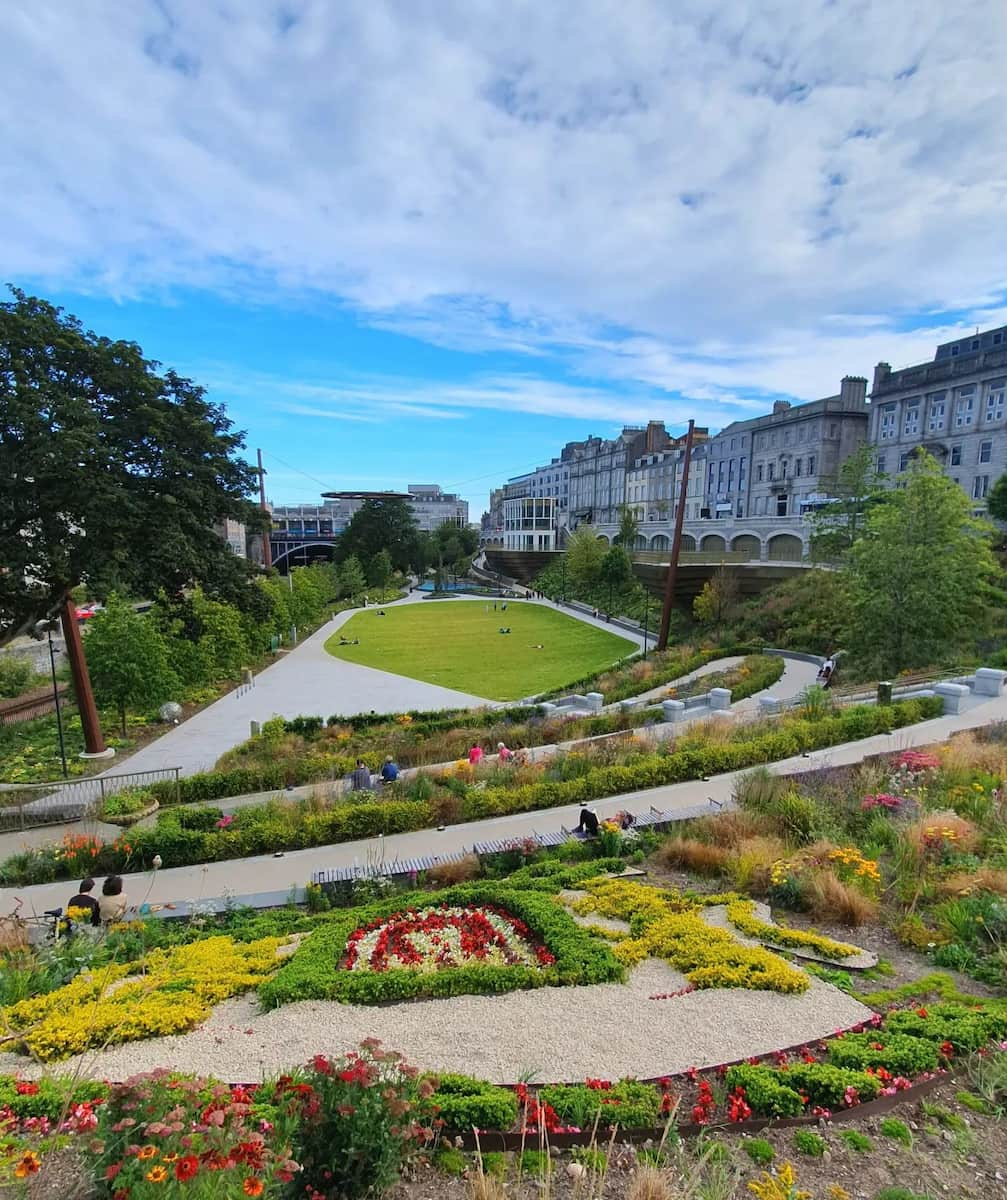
[43,622,68,779]
[642,592,650,659]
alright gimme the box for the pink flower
[216,814,235,828]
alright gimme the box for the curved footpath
[6,687,1005,916]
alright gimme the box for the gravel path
[1,957,871,1085]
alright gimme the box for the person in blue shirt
[380,756,400,784]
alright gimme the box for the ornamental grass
[656,837,729,877]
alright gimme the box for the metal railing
[0,767,182,831]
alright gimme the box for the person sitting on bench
[575,807,600,836]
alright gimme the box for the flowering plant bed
[344,905,556,972]
[259,882,623,1008]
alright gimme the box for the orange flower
[145,1165,169,1183]
[14,1150,41,1178]
[137,1144,159,1160]
[243,1178,264,1197]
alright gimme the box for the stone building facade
[869,325,1007,509]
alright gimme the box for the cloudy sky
[5,0,1007,513]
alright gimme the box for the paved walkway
[6,687,1004,917]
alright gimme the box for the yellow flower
[146,1165,169,1183]
[138,1145,159,1160]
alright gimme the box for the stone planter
[100,799,159,827]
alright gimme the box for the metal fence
[0,767,181,831]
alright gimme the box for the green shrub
[743,1138,775,1165]
[878,1117,912,1147]
[782,1063,881,1108]
[0,656,40,698]
[425,1074,519,1132]
[175,805,225,831]
[477,1152,506,1178]
[827,1032,939,1077]
[882,1002,1007,1053]
[0,1075,108,1120]
[792,1129,826,1157]
[723,1066,804,1117]
[838,1129,872,1152]
[515,1150,551,1175]
[538,1079,661,1129]
[291,1045,429,1200]
[433,1145,468,1176]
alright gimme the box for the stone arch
[731,534,761,559]
[700,534,727,554]
[650,533,671,551]
[680,534,697,551]
[633,534,649,550]
[270,541,339,572]
[766,533,804,562]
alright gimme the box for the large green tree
[336,498,419,573]
[809,443,888,561]
[565,524,606,587]
[83,595,178,735]
[0,289,264,643]
[614,505,640,549]
[845,453,999,675]
[693,566,739,634]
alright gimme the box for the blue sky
[4,1,1007,516]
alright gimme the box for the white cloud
[3,0,1007,409]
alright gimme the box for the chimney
[840,375,868,407]
[772,400,792,415]
[646,420,668,451]
[872,362,891,394]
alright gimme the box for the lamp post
[642,592,650,659]
[36,620,68,779]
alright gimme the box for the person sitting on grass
[380,755,400,783]
[575,807,600,837]
[66,877,100,928]
[98,876,128,925]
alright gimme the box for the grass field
[324,600,637,700]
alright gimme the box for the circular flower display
[344,905,556,973]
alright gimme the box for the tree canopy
[565,524,606,586]
[336,497,419,573]
[614,505,640,549]
[845,453,999,675]
[808,443,888,561]
[0,289,263,644]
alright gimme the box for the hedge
[827,1032,939,1077]
[424,1075,520,1132]
[722,1065,805,1117]
[0,697,944,886]
[538,1079,662,1128]
[257,883,625,1009]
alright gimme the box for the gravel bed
[0,957,871,1085]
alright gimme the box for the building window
[794,458,802,477]
[927,393,947,431]
[955,386,976,427]
[876,453,886,474]
[767,463,775,481]
[829,422,839,438]
[756,464,763,482]
[984,380,1005,423]
[807,455,816,474]
[995,333,1003,345]
[950,444,962,466]
[972,339,980,351]
[973,475,990,499]
[879,404,897,440]
[903,403,920,436]
[777,494,788,517]
[899,452,911,472]
[952,345,960,356]
[979,439,993,464]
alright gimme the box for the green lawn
[324,600,636,701]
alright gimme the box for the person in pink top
[468,742,484,765]
[497,742,514,763]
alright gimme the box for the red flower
[243,1179,264,1197]
[175,1155,199,1181]
[105,1163,123,1181]
[940,1041,955,1059]
[14,1081,39,1096]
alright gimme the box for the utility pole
[642,591,650,659]
[59,596,112,759]
[657,419,695,651]
[257,448,272,570]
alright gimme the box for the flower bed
[259,883,623,1009]
[344,905,556,973]
[0,935,285,1061]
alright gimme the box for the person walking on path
[497,742,514,763]
[380,755,400,784]
[468,742,484,766]
[349,759,373,791]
